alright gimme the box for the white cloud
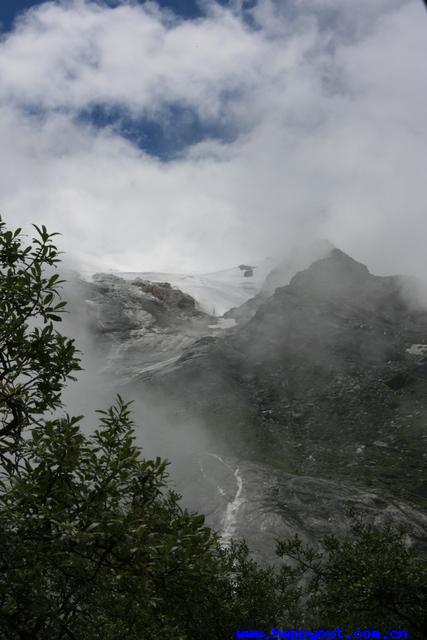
[0,1,262,116]
[0,0,426,280]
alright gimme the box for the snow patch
[406,344,427,356]
[114,258,276,315]
[138,356,180,374]
[208,318,237,330]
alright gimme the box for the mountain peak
[288,248,370,300]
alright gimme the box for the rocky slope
[77,250,427,562]
[224,240,334,327]
[77,273,233,384]
[174,453,427,565]
[133,249,427,506]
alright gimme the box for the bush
[0,218,425,638]
[0,219,291,639]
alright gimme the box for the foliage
[0,218,80,474]
[0,397,287,639]
[0,219,293,638]
[277,518,427,636]
[0,218,425,638]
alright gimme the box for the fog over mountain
[1,0,426,564]
[56,244,427,563]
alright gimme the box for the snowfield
[116,259,276,316]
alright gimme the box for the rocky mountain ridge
[78,273,230,384]
[77,249,427,562]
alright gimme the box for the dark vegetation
[0,218,425,639]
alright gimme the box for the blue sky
[1,0,231,158]
[1,0,206,30]
[0,1,41,32]
[0,0,426,277]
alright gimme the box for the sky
[0,0,426,276]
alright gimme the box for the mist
[3,0,427,526]
[1,3,427,632]
[57,273,226,507]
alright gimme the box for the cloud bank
[0,0,426,277]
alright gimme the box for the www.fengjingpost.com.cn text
[234,628,410,639]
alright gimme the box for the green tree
[0,218,293,639]
[0,218,425,639]
[277,517,427,636]
[0,219,79,474]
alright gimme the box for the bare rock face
[225,240,334,327]
[137,249,427,508]
[79,274,215,384]
[131,279,197,312]
[85,273,203,334]
[262,239,334,295]
[175,454,427,565]
[75,250,427,562]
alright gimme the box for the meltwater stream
[205,453,245,546]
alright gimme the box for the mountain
[224,239,334,326]
[173,453,426,565]
[77,248,427,563]
[75,273,217,385]
[138,249,427,499]
[115,257,276,316]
